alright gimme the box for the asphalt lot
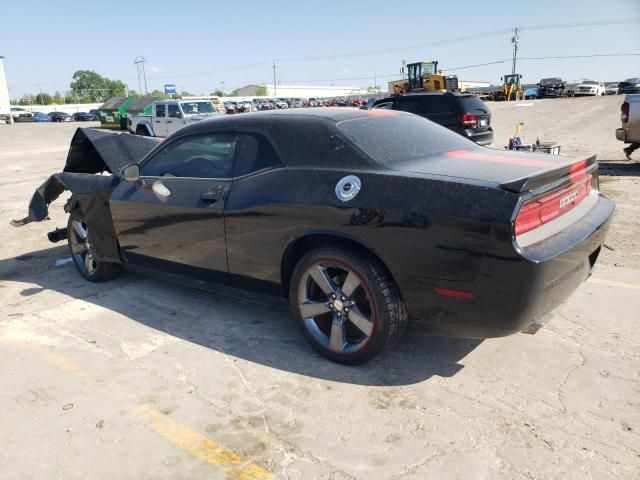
[1,96,639,480]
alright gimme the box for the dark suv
[362,92,493,146]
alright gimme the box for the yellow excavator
[388,61,460,94]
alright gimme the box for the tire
[67,212,121,282]
[289,247,407,364]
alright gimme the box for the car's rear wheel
[289,247,407,364]
[67,212,121,282]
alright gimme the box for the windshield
[180,101,216,115]
[337,113,470,167]
[540,78,561,85]
[504,75,519,84]
[582,80,597,85]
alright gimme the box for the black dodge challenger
[15,108,614,364]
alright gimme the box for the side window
[423,96,452,114]
[373,102,393,110]
[167,104,181,118]
[397,98,425,115]
[233,134,281,177]
[141,133,236,179]
[155,104,166,118]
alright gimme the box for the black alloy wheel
[67,212,121,282]
[290,247,407,364]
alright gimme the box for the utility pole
[272,60,277,96]
[220,81,225,96]
[511,27,519,75]
[374,70,377,92]
[134,56,148,95]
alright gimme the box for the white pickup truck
[129,99,219,137]
[616,94,640,160]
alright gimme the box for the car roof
[176,107,382,136]
[161,108,415,169]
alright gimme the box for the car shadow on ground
[3,244,483,386]
[598,160,639,176]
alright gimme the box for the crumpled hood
[65,127,161,173]
[12,128,161,262]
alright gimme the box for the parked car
[72,112,98,121]
[48,111,73,122]
[275,99,288,109]
[618,78,640,94]
[32,111,51,122]
[362,92,493,145]
[605,84,619,95]
[10,107,35,122]
[129,99,219,137]
[524,87,538,99]
[574,80,606,96]
[17,110,613,364]
[537,78,567,98]
[88,109,102,118]
[615,94,640,159]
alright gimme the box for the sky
[1,0,639,98]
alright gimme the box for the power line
[518,18,640,30]
[446,53,640,71]
[274,29,512,63]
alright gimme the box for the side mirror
[121,164,140,182]
[176,111,183,118]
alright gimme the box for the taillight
[621,102,629,123]
[514,168,593,236]
[460,113,478,127]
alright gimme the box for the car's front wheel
[67,212,121,282]
[290,247,407,364]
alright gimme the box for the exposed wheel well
[136,124,151,136]
[280,233,398,297]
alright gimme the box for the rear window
[336,113,470,167]
[458,96,490,114]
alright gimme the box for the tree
[150,89,170,100]
[18,94,35,105]
[52,91,64,104]
[70,70,127,102]
[35,93,52,105]
[211,89,224,97]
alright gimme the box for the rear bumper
[463,127,494,146]
[403,193,614,338]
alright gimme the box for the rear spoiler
[500,154,597,193]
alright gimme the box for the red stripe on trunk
[444,149,557,168]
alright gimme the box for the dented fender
[12,128,160,262]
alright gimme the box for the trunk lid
[395,147,596,192]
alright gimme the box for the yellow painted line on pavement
[135,404,274,480]
[44,352,86,376]
[23,346,275,478]
[588,277,640,290]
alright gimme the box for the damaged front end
[12,128,160,263]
